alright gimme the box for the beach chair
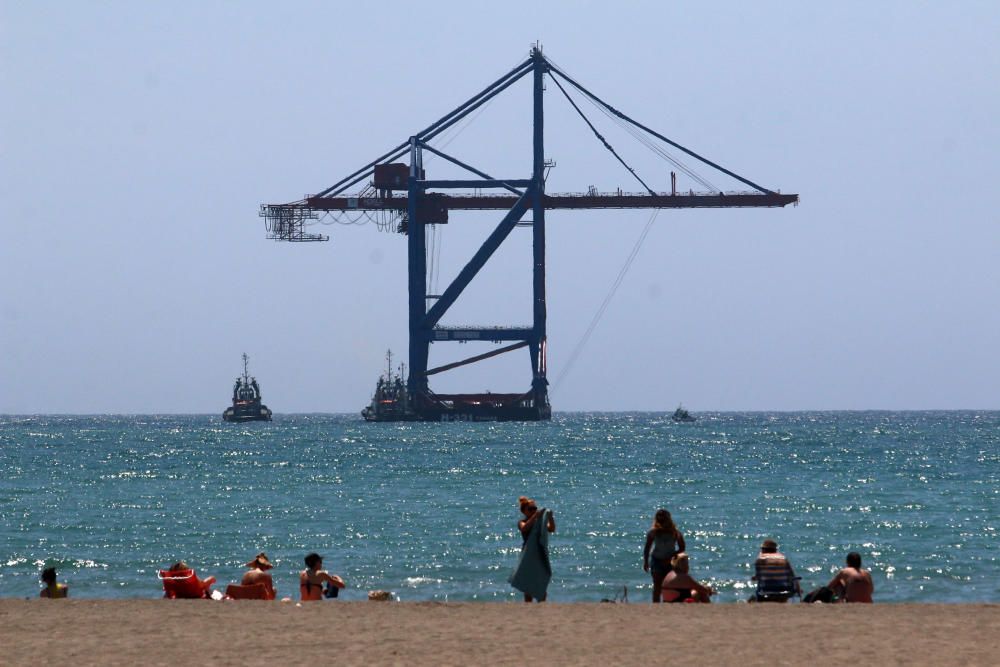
[224,583,270,600]
[753,558,802,603]
[158,568,213,599]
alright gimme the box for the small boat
[671,404,696,423]
[223,353,272,422]
[361,350,414,422]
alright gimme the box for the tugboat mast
[242,352,251,384]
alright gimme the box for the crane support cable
[549,75,657,196]
[546,63,773,195]
[552,208,661,393]
[314,57,534,198]
[546,54,717,191]
[592,99,719,192]
[313,146,409,200]
[419,59,533,146]
[420,142,525,197]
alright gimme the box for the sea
[1,412,997,603]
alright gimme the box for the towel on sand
[509,508,552,599]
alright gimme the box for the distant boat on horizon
[222,353,272,422]
[671,404,696,423]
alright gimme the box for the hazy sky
[3,1,999,413]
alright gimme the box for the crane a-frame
[260,47,798,421]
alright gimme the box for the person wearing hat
[241,552,276,600]
[751,539,801,602]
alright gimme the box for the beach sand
[1,600,998,666]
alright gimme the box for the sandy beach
[2,600,998,666]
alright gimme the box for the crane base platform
[362,389,551,423]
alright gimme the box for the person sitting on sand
[39,566,68,598]
[242,552,276,600]
[643,508,686,603]
[165,560,217,599]
[751,538,801,602]
[300,552,346,601]
[827,552,873,603]
[661,553,713,603]
[511,495,556,603]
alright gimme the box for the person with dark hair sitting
[39,567,68,598]
[299,552,346,601]
[828,552,874,603]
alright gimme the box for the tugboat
[361,349,547,422]
[223,353,272,422]
[361,350,413,422]
[671,404,696,423]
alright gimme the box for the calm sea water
[1,412,997,603]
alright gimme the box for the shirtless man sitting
[242,552,276,600]
[827,552,874,603]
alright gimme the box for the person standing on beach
[242,552,276,600]
[299,552,346,601]
[39,566,68,598]
[510,495,556,602]
[827,552,874,603]
[642,508,686,603]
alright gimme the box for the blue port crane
[260,46,798,421]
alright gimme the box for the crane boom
[301,191,796,212]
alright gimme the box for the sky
[2,1,999,413]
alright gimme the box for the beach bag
[803,585,835,603]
